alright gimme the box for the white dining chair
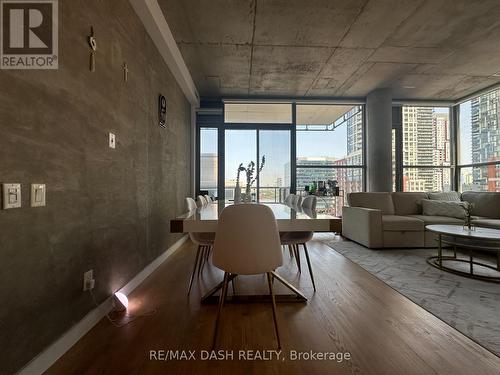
[280,195,317,291]
[284,194,294,205]
[211,204,283,349]
[204,194,212,203]
[197,195,207,207]
[186,197,215,294]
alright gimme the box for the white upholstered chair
[185,197,215,294]
[197,195,207,207]
[280,195,317,291]
[292,194,303,207]
[284,194,294,205]
[211,204,283,349]
[204,194,212,203]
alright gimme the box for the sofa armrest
[342,206,383,248]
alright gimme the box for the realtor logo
[1,0,58,69]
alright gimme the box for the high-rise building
[432,113,451,191]
[200,153,218,193]
[402,107,450,192]
[471,90,500,189]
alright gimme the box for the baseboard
[17,235,188,375]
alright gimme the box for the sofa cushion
[461,192,500,219]
[471,219,500,230]
[347,192,395,215]
[391,192,428,215]
[382,215,424,231]
[421,199,468,219]
[428,191,461,201]
[408,215,464,225]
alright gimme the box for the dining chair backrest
[284,194,294,205]
[213,204,283,275]
[186,197,197,211]
[302,195,317,210]
[197,195,207,206]
[295,195,303,207]
[204,194,212,203]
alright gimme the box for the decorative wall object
[158,94,167,128]
[88,26,97,72]
[123,63,129,82]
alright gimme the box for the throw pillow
[421,199,468,219]
[428,191,461,201]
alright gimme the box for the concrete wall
[366,88,393,191]
[0,1,191,373]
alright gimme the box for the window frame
[196,101,367,201]
[455,90,500,192]
[392,105,454,192]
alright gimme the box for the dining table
[170,201,342,234]
[170,201,342,304]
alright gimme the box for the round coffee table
[426,225,500,282]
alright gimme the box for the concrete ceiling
[158,0,500,100]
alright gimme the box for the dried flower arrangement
[234,156,266,202]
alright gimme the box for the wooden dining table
[170,202,342,304]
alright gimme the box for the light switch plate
[2,183,21,209]
[109,132,116,149]
[31,183,46,207]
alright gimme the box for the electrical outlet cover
[83,269,94,291]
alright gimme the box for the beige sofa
[342,191,500,248]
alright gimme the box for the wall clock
[159,94,167,128]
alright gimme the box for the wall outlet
[83,269,95,291]
[109,132,116,149]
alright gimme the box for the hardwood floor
[48,236,500,374]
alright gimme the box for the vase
[234,185,241,204]
[244,184,252,203]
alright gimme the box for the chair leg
[303,243,316,291]
[294,244,302,273]
[199,246,208,275]
[188,245,202,295]
[197,246,205,276]
[287,245,294,258]
[231,277,236,295]
[212,272,229,349]
[266,272,281,349]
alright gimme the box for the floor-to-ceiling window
[394,106,452,192]
[199,127,218,198]
[196,101,365,206]
[223,103,292,202]
[457,88,500,192]
[295,104,364,215]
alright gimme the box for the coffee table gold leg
[438,234,442,268]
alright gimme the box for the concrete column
[366,88,393,192]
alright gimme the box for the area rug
[317,235,500,357]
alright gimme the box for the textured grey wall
[0,1,191,373]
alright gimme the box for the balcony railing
[200,186,290,203]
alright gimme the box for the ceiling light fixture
[402,85,416,89]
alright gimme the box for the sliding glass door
[224,128,290,202]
